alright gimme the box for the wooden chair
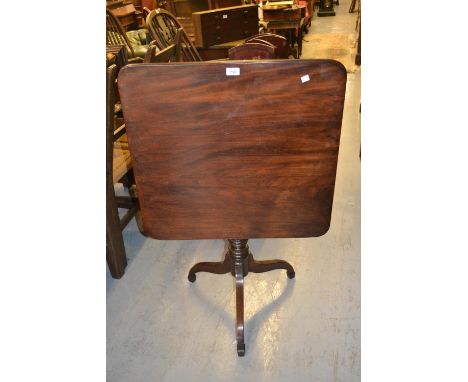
[349,0,360,13]
[144,42,180,63]
[142,6,152,20]
[146,8,202,62]
[106,64,139,279]
[118,60,347,355]
[228,42,276,60]
[246,33,290,59]
[106,9,146,62]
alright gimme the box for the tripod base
[188,239,295,356]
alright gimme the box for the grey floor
[107,2,361,381]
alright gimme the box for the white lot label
[226,67,240,76]
[301,74,310,83]
[223,14,228,18]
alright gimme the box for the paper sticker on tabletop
[226,68,240,76]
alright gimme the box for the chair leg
[106,213,127,279]
[188,239,295,356]
[126,170,148,236]
[107,179,128,279]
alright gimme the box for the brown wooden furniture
[192,4,259,48]
[246,32,290,58]
[107,0,144,30]
[197,33,290,60]
[300,0,314,33]
[142,0,157,9]
[106,44,129,71]
[228,41,275,59]
[144,41,180,62]
[262,5,306,57]
[142,6,152,19]
[158,0,252,41]
[118,60,347,355]
[349,0,359,13]
[106,9,145,62]
[146,8,202,61]
[106,65,140,279]
[355,17,360,65]
[196,40,245,60]
[163,0,246,17]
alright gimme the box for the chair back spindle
[106,9,137,58]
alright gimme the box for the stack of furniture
[145,8,292,61]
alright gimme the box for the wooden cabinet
[192,4,258,47]
[107,0,144,30]
[160,0,247,16]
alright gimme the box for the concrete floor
[107,2,361,380]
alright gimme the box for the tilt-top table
[118,60,347,356]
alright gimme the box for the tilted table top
[118,60,346,240]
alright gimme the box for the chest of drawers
[192,4,259,47]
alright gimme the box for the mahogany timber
[118,60,347,240]
[228,42,276,60]
[187,238,295,356]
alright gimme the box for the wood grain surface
[118,60,346,239]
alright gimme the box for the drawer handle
[216,25,221,29]
[244,10,249,13]
[216,36,221,40]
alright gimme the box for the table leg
[187,239,295,356]
[235,262,245,356]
